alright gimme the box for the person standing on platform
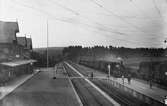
[53,65,57,79]
[122,75,124,85]
[149,79,153,89]
[127,74,131,84]
[91,72,94,79]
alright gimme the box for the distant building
[26,38,32,50]
[0,21,19,43]
[17,36,27,47]
[17,36,33,50]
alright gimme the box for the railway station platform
[73,63,167,105]
[0,69,39,100]
[0,66,81,106]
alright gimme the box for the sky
[0,0,167,48]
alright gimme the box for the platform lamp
[107,64,111,78]
[117,57,124,83]
[149,58,153,89]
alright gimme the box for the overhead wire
[98,0,166,44]
[46,0,141,39]
[11,0,161,45]
[39,0,161,41]
[89,0,164,37]
[129,0,154,20]
[43,0,163,44]
[47,0,128,33]
[47,0,158,44]
[10,0,132,42]
[128,0,167,36]
[152,0,163,19]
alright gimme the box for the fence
[103,78,165,106]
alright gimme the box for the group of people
[121,74,132,85]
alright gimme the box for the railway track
[92,79,149,106]
[63,63,115,106]
[68,62,149,106]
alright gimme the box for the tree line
[62,45,167,60]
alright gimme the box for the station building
[0,20,36,84]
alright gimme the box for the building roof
[0,21,19,43]
[17,37,27,47]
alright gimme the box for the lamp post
[107,64,111,78]
[149,58,153,89]
[117,57,124,84]
[46,19,55,79]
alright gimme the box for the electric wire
[11,0,163,46]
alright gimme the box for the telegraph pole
[47,19,49,71]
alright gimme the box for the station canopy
[0,59,36,67]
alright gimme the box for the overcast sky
[0,0,167,48]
